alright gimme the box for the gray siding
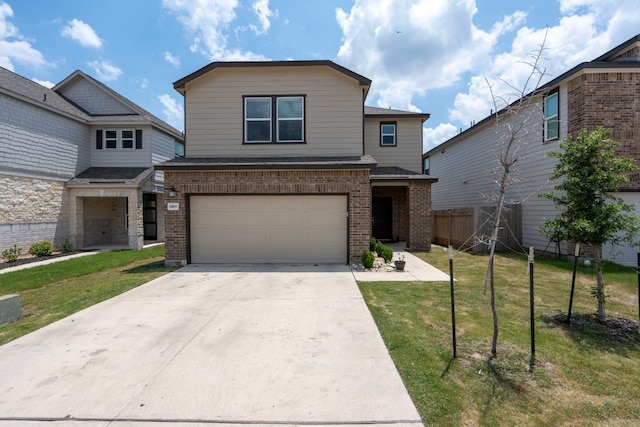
[429,90,568,253]
[90,125,152,167]
[57,78,136,115]
[364,117,423,173]
[151,129,178,185]
[183,66,364,158]
[0,94,90,178]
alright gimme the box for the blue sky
[2,0,638,151]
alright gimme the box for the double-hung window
[244,96,304,143]
[543,91,559,141]
[380,122,397,146]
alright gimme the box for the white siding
[364,117,423,173]
[0,94,90,178]
[184,66,364,158]
[57,78,136,115]
[90,125,152,167]
[429,93,567,253]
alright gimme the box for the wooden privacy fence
[432,205,522,253]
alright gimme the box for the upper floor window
[543,91,559,141]
[96,129,143,150]
[423,156,430,175]
[175,141,185,158]
[244,95,305,143]
[380,122,397,146]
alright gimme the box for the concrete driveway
[0,264,423,427]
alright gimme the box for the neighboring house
[0,67,184,253]
[423,34,640,265]
[156,60,436,265]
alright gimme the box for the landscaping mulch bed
[548,313,640,347]
[0,251,83,271]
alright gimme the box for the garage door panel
[190,195,347,264]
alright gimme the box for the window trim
[121,129,135,150]
[380,121,397,146]
[243,95,306,144]
[543,89,559,142]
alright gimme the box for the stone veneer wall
[567,71,640,190]
[0,175,69,251]
[163,169,371,266]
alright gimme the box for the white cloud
[335,0,524,112]
[446,1,640,129]
[31,78,55,88]
[162,0,267,61]
[0,2,48,70]
[423,123,458,151]
[250,0,274,35]
[164,51,180,67]
[88,59,122,81]
[158,93,184,130]
[61,19,102,48]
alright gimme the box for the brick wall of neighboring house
[163,169,372,265]
[0,175,70,251]
[567,71,640,190]
[372,186,409,242]
[407,181,432,250]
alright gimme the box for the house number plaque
[167,202,179,211]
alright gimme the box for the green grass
[0,246,176,345]
[359,247,640,426]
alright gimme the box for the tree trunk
[595,245,606,321]
[490,256,498,358]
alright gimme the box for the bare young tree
[482,32,549,358]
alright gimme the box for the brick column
[407,181,431,250]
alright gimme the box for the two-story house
[0,67,184,253]
[157,61,436,265]
[423,34,640,265]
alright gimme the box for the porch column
[128,189,144,249]
[407,181,431,250]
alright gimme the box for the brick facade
[407,181,432,250]
[372,186,409,242]
[567,71,640,190]
[164,169,372,266]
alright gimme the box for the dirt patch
[548,313,640,347]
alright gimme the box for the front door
[372,197,393,241]
[143,193,157,240]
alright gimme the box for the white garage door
[190,195,348,264]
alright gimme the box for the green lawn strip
[0,245,166,293]
[0,248,175,346]
[359,249,640,426]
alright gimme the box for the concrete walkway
[352,243,450,282]
[0,264,423,427]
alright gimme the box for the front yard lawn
[359,247,640,426]
[0,245,175,345]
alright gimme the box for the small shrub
[2,244,22,263]
[370,238,379,251]
[378,244,394,262]
[29,241,54,257]
[362,250,375,269]
[61,238,74,253]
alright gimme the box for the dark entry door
[143,193,157,240]
[372,197,393,241]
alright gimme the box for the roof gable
[0,66,89,121]
[173,60,372,95]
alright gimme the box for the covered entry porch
[370,167,437,250]
[66,168,164,250]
